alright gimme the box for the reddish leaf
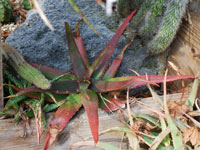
[5,84,41,99]
[6,84,67,102]
[80,91,99,144]
[13,80,80,97]
[90,75,194,92]
[44,94,82,150]
[128,75,195,89]
[102,36,134,79]
[74,36,90,69]
[30,62,77,82]
[65,22,89,79]
[47,80,80,94]
[90,10,137,79]
[29,62,67,80]
[74,20,90,68]
[90,77,158,92]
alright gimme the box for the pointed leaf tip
[80,91,99,144]
[44,94,82,148]
[65,22,89,78]
[91,10,137,79]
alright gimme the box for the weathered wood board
[0,25,3,108]
[0,93,189,150]
[168,12,200,83]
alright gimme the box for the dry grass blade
[150,127,171,150]
[32,0,54,31]
[126,88,133,126]
[127,133,139,150]
[68,0,99,35]
[183,112,200,128]
[126,88,140,150]
[163,69,184,150]
[96,0,105,8]
[146,74,163,107]
[45,92,58,104]
[168,61,185,104]
[136,102,166,118]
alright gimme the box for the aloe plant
[2,10,195,149]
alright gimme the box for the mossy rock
[0,0,13,23]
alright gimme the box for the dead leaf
[182,127,200,148]
[167,101,192,117]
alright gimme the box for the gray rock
[6,0,164,77]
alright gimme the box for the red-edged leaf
[127,75,195,88]
[74,20,90,68]
[90,75,195,92]
[47,80,80,94]
[65,22,89,79]
[99,97,125,112]
[90,77,158,92]
[102,36,134,79]
[74,36,90,68]
[80,91,99,144]
[90,10,137,79]
[13,80,80,97]
[6,84,67,102]
[44,94,82,150]
[29,62,76,81]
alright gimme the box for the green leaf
[187,78,199,107]
[150,127,171,150]
[14,112,20,122]
[3,67,23,89]
[6,95,27,109]
[43,100,65,113]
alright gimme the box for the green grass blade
[150,127,171,150]
[5,95,27,109]
[135,114,161,128]
[187,78,199,107]
[160,116,171,146]
[43,100,65,113]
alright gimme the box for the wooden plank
[0,93,189,150]
[0,24,3,108]
[168,12,200,80]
